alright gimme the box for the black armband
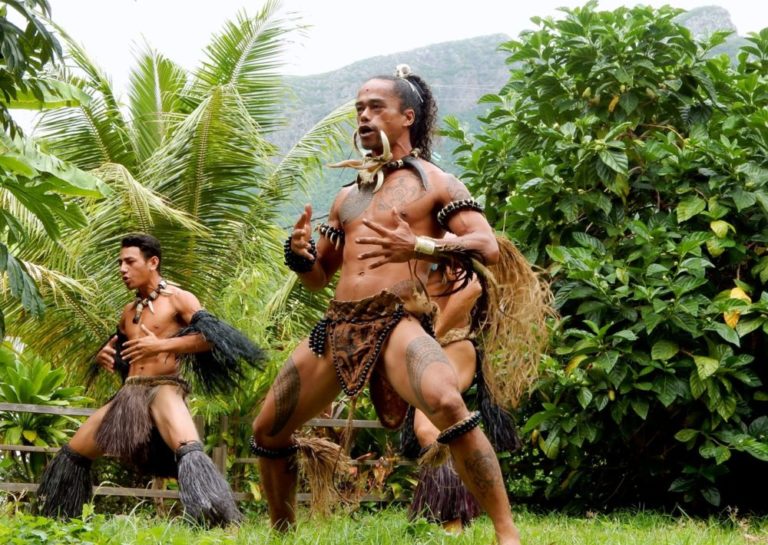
[249,436,299,459]
[176,310,266,395]
[437,198,485,232]
[283,236,317,273]
[437,411,482,444]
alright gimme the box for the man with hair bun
[251,66,530,544]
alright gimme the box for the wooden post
[214,415,229,475]
[193,414,205,439]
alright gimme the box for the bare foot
[442,519,463,534]
[496,523,521,545]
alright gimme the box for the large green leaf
[7,78,91,110]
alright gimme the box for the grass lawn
[0,504,766,544]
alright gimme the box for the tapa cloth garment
[309,290,436,429]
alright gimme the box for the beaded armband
[283,236,317,273]
[436,411,482,444]
[249,436,299,459]
[317,223,345,249]
[436,198,485,232]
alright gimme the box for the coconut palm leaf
[191,0,293,131]
[7,8,350,393]
[139,87,275,297]
[263,98,355,202]
[128,46,189,163]
[34,31,137,170]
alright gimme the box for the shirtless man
[250,66,521,544]
[407,257,523,532]
[38,233,261,526]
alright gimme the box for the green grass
[0,505,766,544]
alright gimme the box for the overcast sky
[49,0,767,94]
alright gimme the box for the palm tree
[6,0,353,380]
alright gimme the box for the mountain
[273,33,510,220]
[675,5,748,60]
[272,33,511,159]
[275,6,747,222]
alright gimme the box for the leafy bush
[446,1,768,510]
[0,343,86,481]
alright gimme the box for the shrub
[446,1,768,510]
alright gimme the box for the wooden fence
[0,402,411,503]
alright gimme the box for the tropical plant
[0,343,86,481]
[0,0,104,341]
[446,1,768,510]
[5,0,353,388]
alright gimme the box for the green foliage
[448,1,768,510]
[3,2,350,390]
[0,0,62,135]
[0,1,103,341]
[0,343,86,481]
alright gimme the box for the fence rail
[0,402,407,504]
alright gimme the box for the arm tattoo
[405,336,451,414]
[463,448,501,494]
[269,356,301,437]
[339,185,373,224]
[446,177,471,201]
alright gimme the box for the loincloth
[95,375,190,477]
[309,290,435,429]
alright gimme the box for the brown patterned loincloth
[308,290,435,429]
[95,375,190,477]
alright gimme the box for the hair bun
[394,64,413,78]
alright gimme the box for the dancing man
[37,233,264,526]
[251,65,527,544]
[403,234,551,532]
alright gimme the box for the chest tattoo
[375,174,425,212]
[339,185,374,224]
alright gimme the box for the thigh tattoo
[405,336,451,414]
[269,356,301,437]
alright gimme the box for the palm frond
[266,98,355,198]
[128,45,189,163]
[192,1,297,130]
[89,163,206,235]
[34,26,138,170]
[140,86,274,300]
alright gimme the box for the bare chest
[338,171,434,226]
[123,296,181,339]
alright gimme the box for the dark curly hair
[371,71,438,161]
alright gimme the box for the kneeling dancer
[250,66,522,545]
[37,233,264,526]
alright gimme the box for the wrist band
[414,236,437,256]
[284,236,317,273]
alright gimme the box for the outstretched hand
[290,203,315,260]
[96,335,117,373]
[122,325,164,364]
[356,208,417,269]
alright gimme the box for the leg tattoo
[463,448,500,495]
[406,337,451,414]
[269,356,301,437]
